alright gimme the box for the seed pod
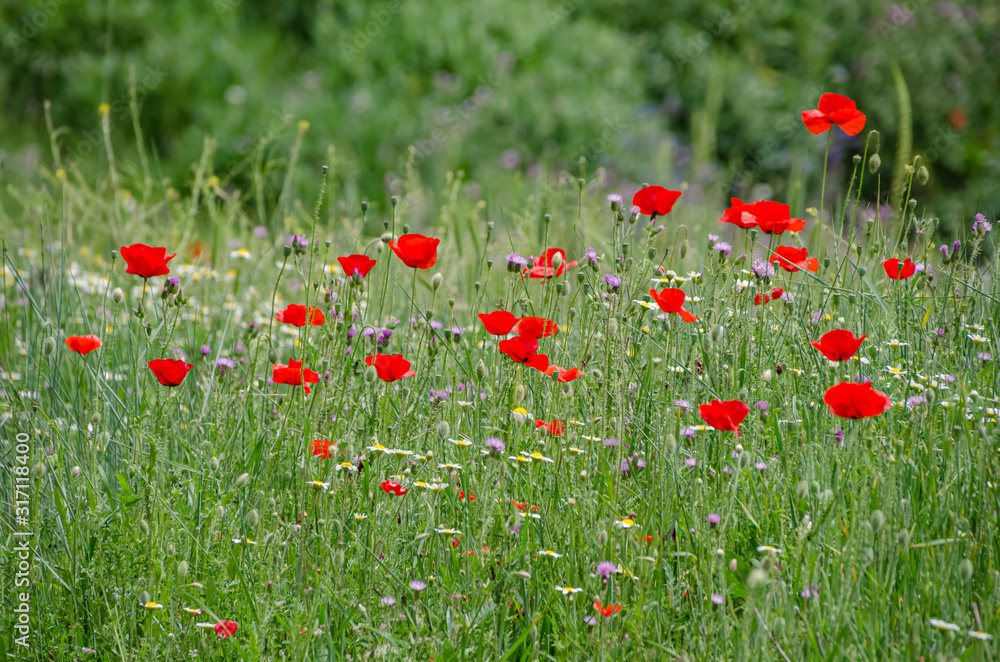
[747,569,768,590]
[771,616,786,637]
[869,510,885,533]
[959,559,974,583]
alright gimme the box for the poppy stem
[819,130,832,232]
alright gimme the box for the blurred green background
[2,0,998,232]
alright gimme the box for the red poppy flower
[771,246,819,273]
[510,500,540,511]
[479,310,520,336]
[546,366,584,382]
[380,479,408,496]
[801,93,867,136]
[718,199,804,234]
[516,316,559,338]
[458,490,476,501]
[632,185,682,217]
[364,354,416,382]
[534,419,565,435]
[271,358,320,394]
[121,243,176,279]
[648,288,697,322]
[823,381,892,419]
[882,258,916,280]
[499,336,549,371]
[698,399,750,437]
[148,359,193,387]
[337,254,376,278]
[388,233,440,269]
[275,304,326,327]
[717,199,759,229]
[65,334,102,355]
[214,621,238,638]
[311,439,335,459]
[594,600,622,617]
[754,287,784,306]
[524,248,578,279]
[810,329,867,361]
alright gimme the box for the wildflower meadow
[2,90,1000,661]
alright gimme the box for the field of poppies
[2,92,999,660]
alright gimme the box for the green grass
[1,106,999,661]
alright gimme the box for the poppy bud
[868,153,881,173]
[747,569,768,591]
[364,365,377,382]
[177,560,189,578]
[235,472,250,487]
[247,509,260,527]
[896,528,910,549]
[734,443,743,455]
[852,154,862,166]
[823,257,831,269]
[436,420,450,439]
[44,336,56,355]
[209,456,220,472]
[728,558,738,572]
[71,465,81,477]
[907,199,917,210]
[869,510,885,533]
[113,287,125,303]
[380,232,393,242]
[376,240,385,254]
[856,265,866,277]
[762,369,772,383]
[138,519,149,536]
[665,434,677,455]
[590,368,602,382]
[916,165,929,185]
[514,384,526,402]
[608,319,618,335]
[771,616,786,637]
[795,480,808,500]
[739,453,752,468]
[680,240,689,259]
[216,505,225,517]
[361,200,368,213]
[431,273,443,290]
[138,591,151,606]
[475,360,487,382]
